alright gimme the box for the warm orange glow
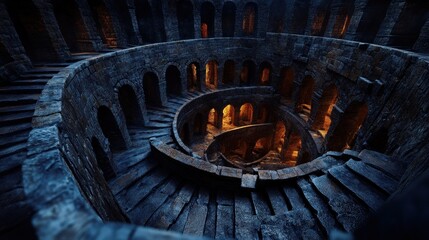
[240,65,249,83]
[208,108,216,126]
[222,104,234,129]
[239,103,253,125]
[260,67,270,85]
[242,4,256,34]
[201,23,208,38]
[274,121,286,153]
[205,61,218,89]
[340,15,349,37]
[188,63,199,91]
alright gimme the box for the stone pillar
[373,0,404,46]
[413,18,429,53]
[304,0,322,35]
[323,0,344,38]
[126,0,143,45]
[75,0,105,51]
[193,1,202,39]
[343,0,368,41]
[214,2,222,37]
[283,0,297,33]
[257,1,269,38]
[103,0,128,48]
[163,0,180,41]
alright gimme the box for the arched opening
[166,65,182,96]
[388,0,429,50]
[201,2,215,38]
[278,67,294,100]
[253,137,270,159]
[274,121,286,153]
[151,1,167,42]
[118,85,144,126]
[180,123,191,145]
[242,3,257,36]
[259,62,272,85]
[240,60,256,84]
[193,113,204,135]
[112,0,137,45]
[135,0,156,43]
[97,106,127,151]
[53,0,93,52]
[295,76,315,117]
[327,102,368,151]
[5,0,58,62]
[239,103,253,125]
[205,60,218,89]
[222,104,235,130]
[311,3,331,36]
[331,3,354,39]
[312,85,339,136]
[207,108,219,128]
[256,105,270,123]
[187,62,200,91]
[88,0,117,48]
[366,127,389,153]
[290,1,309,34]
[177,0,195,39]
[283,130,302,165]
[222,60,235,84]
[0,42,13,67]
[91,137,115,181]
[143,72,162,106]
[268,0,286,33]
[355,0,391,43]
[297,151,311,165]
[222,2,236,37]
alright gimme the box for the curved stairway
[109,93,404,239]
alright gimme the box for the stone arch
[331,2,354,39]
[268,0,286,33]
[193,112,205,135]
[142,71,162,106]
[311,1,331,36]
[208,108,221,129]
[5,0,58,61]
[52,0,93,52]
[0,42,13,66]
[290,0,310,34]
[222,104,235,129]
[205,60,218,89]
[388,0,429,50]
[253,137,270,157]
[118,84,144,126]
[112,0,138,45]
[222,59,235,84]
[240,60,256,84]
[295,75,315,116]
[91,137,115,180]
[258,61,272,85]
[97,106,127,151]
[222,1,236,37]
[135,0,156,43]
[278,67,294,100]
[87,0,117,47]
[355,0,391,43]
[201,2,215,38]
[242,2,257,36]
[327,101,368,151]
[166,65,182,95]
[312,84,339,134]
[177,0,195,40]
[239,103,253,125]
[187,62,201,91]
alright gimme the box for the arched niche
[355,0,391,43]
[240,60,256,84]
[222,60,235,84]
[259,61,272,85]
[97,106,127,151]
[91,137,116,180]
[295,75,315,117]
[268,0,286,33]
[112,0,138,45]
[239,103,253,125]
[166,65,182,96]
[278,67,294,100]
[135,0,156,43]
[222,104,235,130]
[201,2,215,38]
[177,0,195,39]
[205,60,218,89]
[242,3,257,36]
[118,85,144,126]
[187,62,201,91]
[312,85,339,135]
[88,0,117,47]
[222,2,236,37]
[143,72,162,106]
[327,102,368,151]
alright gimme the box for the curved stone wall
[24,33,429,238]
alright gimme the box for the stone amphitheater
[1,0,429,239]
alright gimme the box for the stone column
[373,0,404,45]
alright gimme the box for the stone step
[251,190,273,217]
[0,85,45,94]
[346,159,398,194]
[0,122,31,136]
[282,184,306,211]
[0,103,36,114]
[7,79,48,86]
[328,165,386,211]
[0,111,33,126]
[297,178,340,236]
[358,150,404,180]
[0,152,26,174]
[312,175,369,232]
[0,94,39,107]
[234,191,259,240]
[0,142,27,159]
[19,73,53,80]
[0,131,28,149]
[266,186,290,215]
[26,67,61,74]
